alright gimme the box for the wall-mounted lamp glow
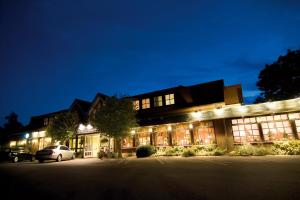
[79,124,85,131]
[191,111,201,119]
[25,133,30,139]
[131,130,136,135]
[148,128,153,133]
[86,124,93,130]
[189,124,193,129]
[214,108,224,116]
[167,125,172,131]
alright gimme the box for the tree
[91,96,137,158]
[256,49,300,102]
[46,111,80,145]
[3,112,23,133]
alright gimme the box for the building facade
[6,79,300,157]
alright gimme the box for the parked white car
[35,145,75,163]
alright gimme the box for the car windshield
[44,146,58,150]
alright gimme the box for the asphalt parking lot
[1,156,300,200]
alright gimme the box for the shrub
[212,147,226,156]
[182,149,196,157]
[230,144,274,156]
[272,140,300,155]
[136,145,156,158]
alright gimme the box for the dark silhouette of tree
[91,96,137,158]
[46,112,80,145]
[256,49,300,102]
[3,112,23,133]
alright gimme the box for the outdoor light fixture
[191,111,201,119]
[79,124,85,131]
[189,124,193,129]
[238,105,248,114]
[266,102,276,110]
[131,130,136,135]
[214,108,224,116]
[148,128,153,133]
[167,125,172,131]
[87,124,93,130]
[25,133,30,139]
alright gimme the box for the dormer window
[154,96,163,107]
[133,100,140,110]
[43,118,49,126]
[165,94,175,105]
[142,98,150,109]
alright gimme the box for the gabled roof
[27,109,68,131]
[69,99,92,113]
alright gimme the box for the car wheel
[56,155,62,162]
[13,157,18,163]
[71,154,75,160]
[38,159,44,163]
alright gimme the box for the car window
[44,146,58,150]
[60,146,69,150]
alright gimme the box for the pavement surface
[1,156,300,200]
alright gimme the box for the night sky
[1,0,300,125]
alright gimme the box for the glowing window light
[19,140,26,145]
[32,132,38,138]
[39,131,46,137]
[167,125,172,131]
[45,137,52,143]
[79,124,85,131]
[86,124,93,130]
[32,139,38,144]
[10,141,16,147]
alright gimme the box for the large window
[138,130,150,145]
[165,94,175,105]
[232,117,260,143]
[194,121,216,144]
[154,96,163,107]
[122,136,134,148]
[142,98,150,109]
[173,124,191,146]
[133,100,140,110]
[155,126,168,146]
[258,114,293,141]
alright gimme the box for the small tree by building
[256,49,300,102]
[91,96,137,158]
[46,112,80,146]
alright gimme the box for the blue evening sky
[1,0,300,125]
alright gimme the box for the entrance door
[84,134,100,158]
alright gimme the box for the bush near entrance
[136,145,156,158]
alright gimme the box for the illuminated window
[155,126,168,146]
[154,96,163,107]
[122,136,134,148]
[173,124,191,146]
[231,117,260,144]
[262,119,293,141]
[165,94,175,105]
[44,118,49,126]
[142,98,150,109]
[133,100,140,110]
[194,121,215,144]
[138,131,150,145]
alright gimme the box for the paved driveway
[1,156,300,200]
